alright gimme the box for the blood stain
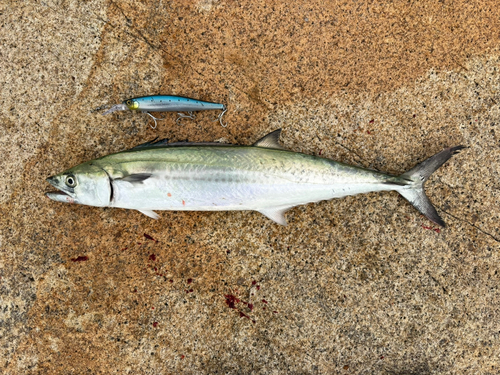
[144,233,157,242]
[180,355,185,360]
[273,311,278,314]
[71,256,88,262]
[256,286,260,290]
[369,119,374,123]
[247,303,254,311]
[121,247,128,251]
[239,311,250,319]
[252,280,257,285]
[262,299,268,304]
[153,322,158,327]
[167,193,172,197]
[169,280,173,283]
[225,294,240,309]
[422,225,440,233]
[182,200,186,206]
[187,278,193,284]
[149,254,156,261]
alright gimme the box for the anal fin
[138,209,160,220]
[257,207,291,226]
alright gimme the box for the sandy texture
[1,0,499,373]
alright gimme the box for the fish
[102,95,227,128]
[46,129,464,226]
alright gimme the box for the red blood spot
[144,233,157,242]
[189,289,193,293]
[273,311,278,313]
[369,119,374,123]
[137,242,142,245]
[319,149,323,155]
[263,307,266,310]
[182,200,186,206]
[239,311,250,319]
[154,267,157,272]
[180,355,185,360]
[247,303,254,311]
[133,289,137,293]
[71,256,88,262]
[149,254,156,261]
[422,225,441,233]
[169,279,173,283]
[256,285,260,290]
[380,356,384,360]
[167,193,172,197]
[252,320,256,323]
[262,299,268,304]
[226,250,231,254]
[413,114,416,118]
[151,307,154,310]
[187,278,193,284]
[225,294,240,309]
[252,280,257,285]
[153,322,158,327]
[121,247,128,251]
[366,130,372,134]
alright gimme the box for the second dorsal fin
[252,129,285,150]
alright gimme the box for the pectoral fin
[258,207,290,226]
[115,173,152,185]
[138,209,160,219]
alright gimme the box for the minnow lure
[103,95,228,128]
[46,129,464,226]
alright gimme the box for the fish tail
[397,145,465,227]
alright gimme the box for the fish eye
[65,175,77,188]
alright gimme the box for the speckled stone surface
[1,0,499,373]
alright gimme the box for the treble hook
[213,106,228,127]
[145,112,166,129]
[175,112,196,125]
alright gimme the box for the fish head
[124,99,139,111]
[46,162,111,207]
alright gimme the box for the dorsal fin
[252,129,284,150]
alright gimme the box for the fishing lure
[103,95,228,129]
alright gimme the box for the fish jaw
[46,191,75,204]
[45,176,76,203]
[102,104,127,115]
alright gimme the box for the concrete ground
[1,0,499,373]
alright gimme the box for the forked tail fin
[398,146,465,227]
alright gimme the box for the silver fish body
[46,130,464,225]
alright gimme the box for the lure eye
[65,175,77,188]
[126,100,132,106]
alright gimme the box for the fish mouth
[46,177,75,203]
[102,104,127,115]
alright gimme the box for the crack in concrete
[437,206,500,243]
